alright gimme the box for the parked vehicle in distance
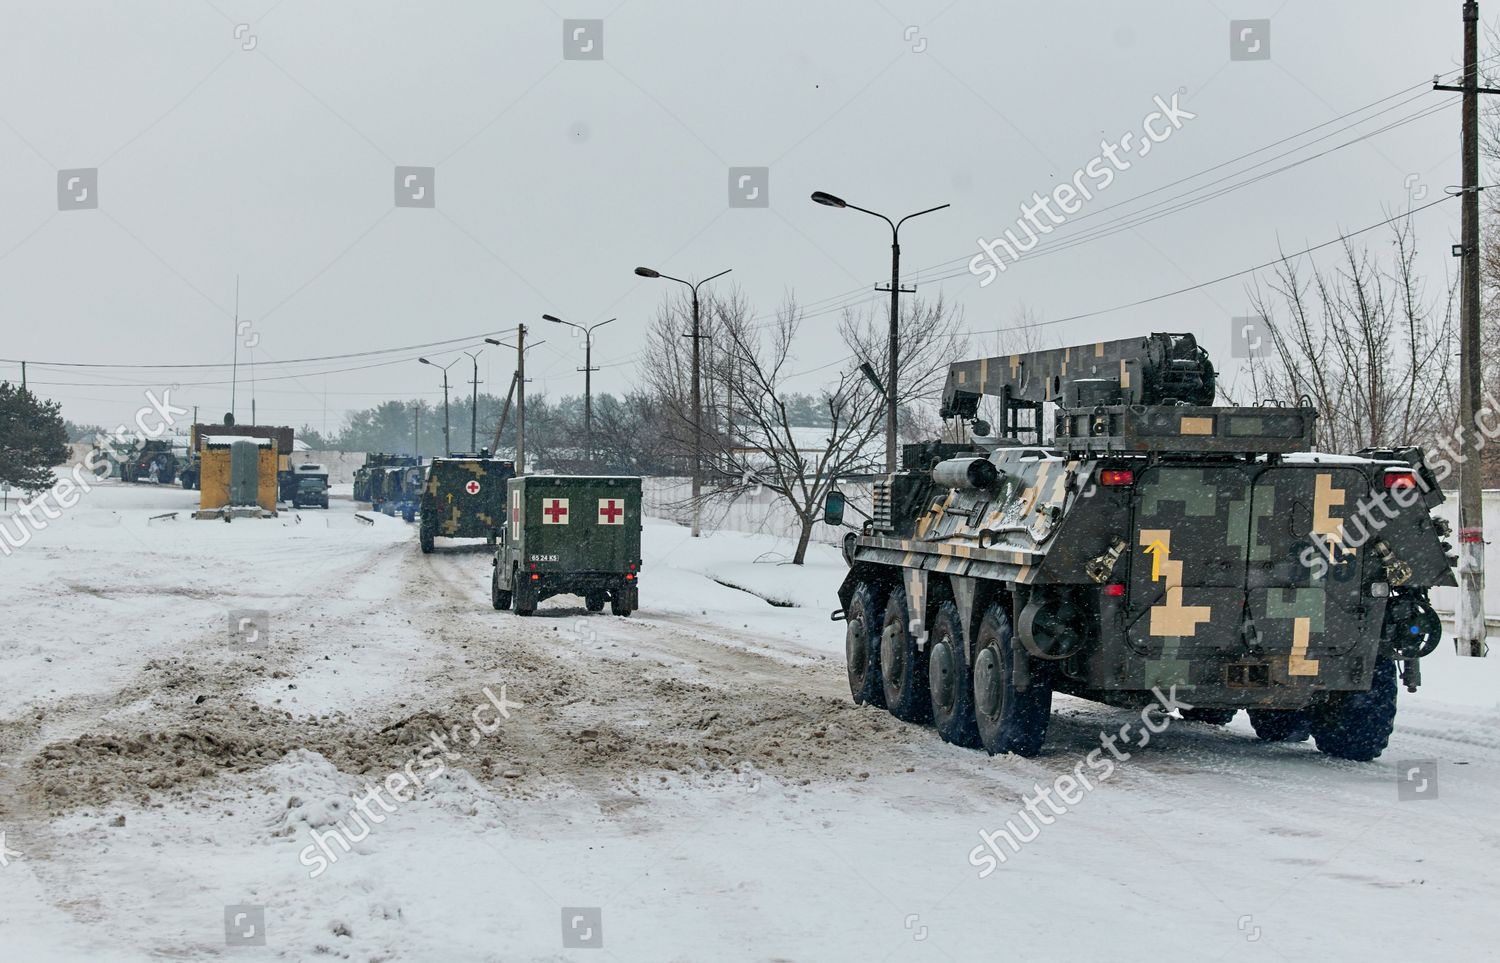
[292,475,330,509]
[492,475,642,617]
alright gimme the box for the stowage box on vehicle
[492,475,642,616]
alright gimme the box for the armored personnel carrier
[354,453,420,503]
[829,333,1454,761]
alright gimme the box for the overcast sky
[0,0,1472,432]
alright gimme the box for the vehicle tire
[585,592,605,612]
[971,602,1051,757]
[879,586,931,724]
[514,570,537,616]
[610,584,635,617]
[1311,659,1398,762]
[1182,708,1238,726]
[928,601,979,747]
[419,527,434,554]
[491,563,511,611]
[1247,708,1313,743]
[844,581,886,708]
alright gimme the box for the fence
[641,477,873,547]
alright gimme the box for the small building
[198,436,278,514]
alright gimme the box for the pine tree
[0,382,70,495]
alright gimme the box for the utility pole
[1436,0,1496,657]
[414,405,420,459]
[489,371,519,453]
[19,361,25,390]
[230,275,239,422]
[516,324,527,474]
[810,192,949,472]
[464,350,483,453]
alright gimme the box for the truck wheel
[972,602,1051,757]
[928,601,979,747]
[1311,659,1398,761]
[585,593,605,612]
[1247,708,1312,743]
[844,581,886,708]
[879,586,931,724]
[491,563,512,611]
[419,527,434,554]
[610,584,636,617]
[1183,708,1238,726]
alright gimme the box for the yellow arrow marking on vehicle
[1143,539,1167,581]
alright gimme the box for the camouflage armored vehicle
[829,333,1453,762]
[492,475,642,617]
[118,439,178,484]
[418,454,515,553]
[354,453,420,503]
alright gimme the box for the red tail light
[1103,584,1126,597]
[1384,471,1417,490]
[531,574,540,581]
[626,573,635,581]
[1100,469,1135,487]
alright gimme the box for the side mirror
[823,490,846,527]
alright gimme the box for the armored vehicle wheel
[419,527,435,554]
[585,593,605,612]
[844,581,886,708]
[928,601,979,747]
[1182,708,1238,726]
[491,563,511,611]
[1311,659,1397,761]
[1247,708,1312,743]
[971,602,1050,757]
[879,586,931,724]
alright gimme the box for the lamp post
[463,349,483,453]
[418,356,459,456]
[635,265,731,537]
[542,314,615,461]
[811,190,949,473]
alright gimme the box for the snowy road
[2,482,1497,961]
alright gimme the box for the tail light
[531,573,540,581]
[1383,471,1417,490]
[1100,469,1135,487]
[1103,584,1126,597]
[626,573,635,581]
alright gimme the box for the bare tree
[1231,219,1456,455]
[639,289,965,563]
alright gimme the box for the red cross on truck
[542,498,570,524]
[598,499,624,525]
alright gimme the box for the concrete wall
[289,451,367,485]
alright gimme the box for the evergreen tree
[0,382,70,495]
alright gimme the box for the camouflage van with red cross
[492,475,643,617]
[417,454,515,553]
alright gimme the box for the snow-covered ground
[2,480,1497,961]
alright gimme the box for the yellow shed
[199,436,279,512]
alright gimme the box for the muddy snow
[2,480,1497,961]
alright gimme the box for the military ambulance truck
[419,455,514,553]
[492,476,642,617]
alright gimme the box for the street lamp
[542,313,615,461]
[811,190,949,472]
[462,349,483,453]
[634,265,732,537]
[418,356,460,456]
